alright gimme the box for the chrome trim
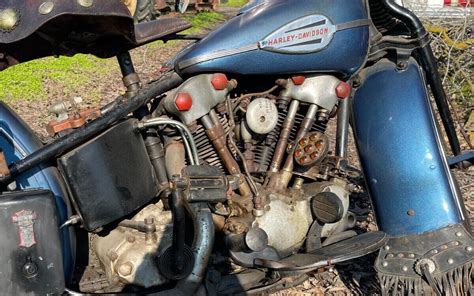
[335,19,372,31]
[420,66,466,221]
[0,127,28,158]
[178,43,259,70]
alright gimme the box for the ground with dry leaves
[1,7,472,296]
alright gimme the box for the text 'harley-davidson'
[0,0,472,295]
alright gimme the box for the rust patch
[0,150,9,177]
[46,108,101,136]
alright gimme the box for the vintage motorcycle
[0,0,472,295]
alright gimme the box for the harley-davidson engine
[159,73,357,263]
[87,73,357,291]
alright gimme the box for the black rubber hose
[380,0,461,156]
[174,205,214,295]
[380,0,426,38]
[171,189,187,272]
[1,71,183,184]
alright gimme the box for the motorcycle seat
[0,0,191,67]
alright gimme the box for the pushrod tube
[380,0,461,156]
[336,97,350,158]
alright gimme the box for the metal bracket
[368,34,430,62]
[448,150,473,167]
[177,165,228,203]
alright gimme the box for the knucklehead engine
[85,72,358,292]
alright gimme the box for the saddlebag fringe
[375,224,474,296]
[379,260,473,296]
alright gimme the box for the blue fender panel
[352,58,465,237]
[0,102,74,279]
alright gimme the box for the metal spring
[192,111,232,171]
[193,123,225,170]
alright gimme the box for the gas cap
[245,98,278,134]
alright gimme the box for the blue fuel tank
[175,0,370,77]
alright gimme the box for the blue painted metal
[448,150,473,167]
[238,0,265,14]
[175,0,369,76]
[0,102,74,279]
[352,58,465,237]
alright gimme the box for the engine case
[92,202,173,291]
[256,192,312,257]
[256,178,351,257]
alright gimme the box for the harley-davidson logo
[12,209,37,248]
[259,15,336,54]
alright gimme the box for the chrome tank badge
[259,15,336,54]
[12,210,37,248]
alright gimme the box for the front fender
[352,58,466,237]
[0,102,74,279]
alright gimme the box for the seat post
[117,51,141,100]
[116,51,149,119]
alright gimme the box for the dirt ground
[4,8,473,296]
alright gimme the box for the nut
[108,251,118,261]
[117,262,134,277]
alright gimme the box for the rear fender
[352,58,467,237]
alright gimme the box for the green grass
[0,54,110,103]
[223,0,249,7]
[183,11,225,33]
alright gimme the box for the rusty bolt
[145,216,155,226]
[126,235,135,243]
[295,149,303,157]
[108,251,118,261]
[304,145,314,153]
[117,262,134,277]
